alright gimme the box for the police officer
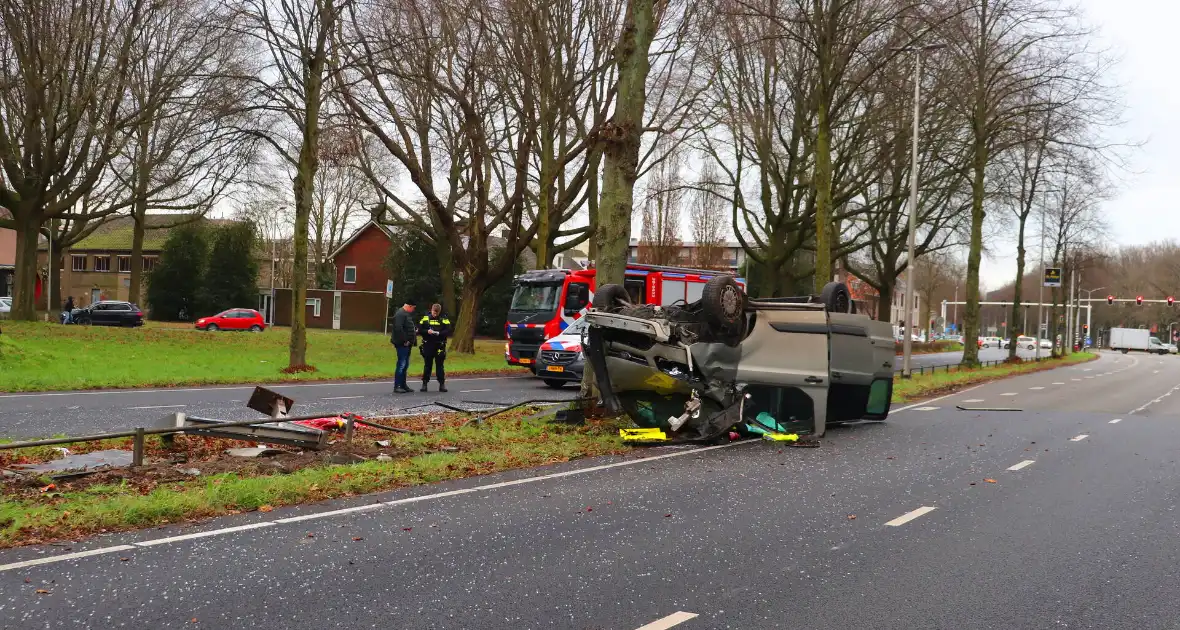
[418,303,451,392]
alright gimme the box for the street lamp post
[1080,286,1104,348]
[897,43,944,379]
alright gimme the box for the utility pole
[897,42,944,378]
[1037,195,1045,360]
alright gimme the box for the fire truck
[505,264,746,368]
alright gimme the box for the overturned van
[582,276,894,441]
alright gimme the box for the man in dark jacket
[417,303,451,392]
[390,300,417,393]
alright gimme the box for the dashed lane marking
[914,406,940,411]
[127,404,185,410]
[962,399,984,403]
[1052,382,1065,385]
[1001,393,1018,396]
[1007,460,1036,471]
[1109,418,1122,424]
[885,506,938,527]
[1029,387,1045,390]
[1070,434,1090,442]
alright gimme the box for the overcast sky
[978,0,1175,291]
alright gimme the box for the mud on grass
[0,408,631,548]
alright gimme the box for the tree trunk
[876,279,895,324]
[592,0,655,287]
[450,280,482,354]
[813,102,834,293]
[961,140,988,366]
[10,209,42,320]
[1008,216,1027,361]
[129,212,146,305]
[534,139,555,270]
[434,238,457,317]
[49,249,63,314]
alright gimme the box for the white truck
[1109,327,1168,354]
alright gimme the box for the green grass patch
[0,412,630,547]
[891,352,1097,403]
[0,321,511,392]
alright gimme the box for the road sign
[385,279,393,299]
[1043,268,1062,287]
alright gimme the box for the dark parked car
[71,301,145,327]
[195,309,267,332]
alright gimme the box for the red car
[195,309,267,332]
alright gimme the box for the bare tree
[339,0,540,353]
[935,0,1113,365]
[229,0,345,369]
[636,147,685,265]
[310,155,371,287]
[688,161,728,270]
[0,0,149,319]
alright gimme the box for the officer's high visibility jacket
[417,314,452,348]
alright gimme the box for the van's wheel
[592,284,630,312]
[701,275,745,328]
[1120,348,1128,354]
[820,282,853,313]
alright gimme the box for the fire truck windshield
[510,282,562,312]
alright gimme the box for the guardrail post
[344,414,355,446]
[132,428,145,468]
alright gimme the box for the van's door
[827,313,876,423]
[863,320,896,420]
[735,307,831,436]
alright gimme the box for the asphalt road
[0,347,1038,439]
[0,375,578,439]
[4,350,1180,629]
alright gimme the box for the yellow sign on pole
[1043,267,1062,288]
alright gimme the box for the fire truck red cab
[505,264,746,368]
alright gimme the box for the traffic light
[1137,296,1144,306]
[1107,295,1114,305]
[1169,296,1175,307]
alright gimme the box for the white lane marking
[1085,376,1094,379]
[0,375,530,399]
[274,503,388,524]
[133,522,275,547]
[1001,393,1018,397]
[127,404,185,410]
[635,612,700,630]
[1029,387,1045,390]
[1007,460,1036,471]
[962,399,984,403]
[1070,434,1089,442]
[1072,378,1081,381]
[1052,382,1065,385]
[885,506,938,527]
[914,406,940,411]
[460,389,492,393]
[321,395,364,400]
[891,385,984,413]
[1109,418,1122,424]
[1154,370,1160,374]
[1130,382,1180,414]
[1084,368,1093,372]
[0,545,137,573]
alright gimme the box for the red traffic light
[1107,295,1115,305]
[1137,296,1144,305]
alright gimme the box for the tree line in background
[146,221,260,321]
[0,0,1129,370]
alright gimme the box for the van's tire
[701,275,745,328]
[820,282,852,314]
[1120,348,1128,354]
[592,284,630,312]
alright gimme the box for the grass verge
[891,352,1098,403]
[0,408,630,548]
[0,321,512,392]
